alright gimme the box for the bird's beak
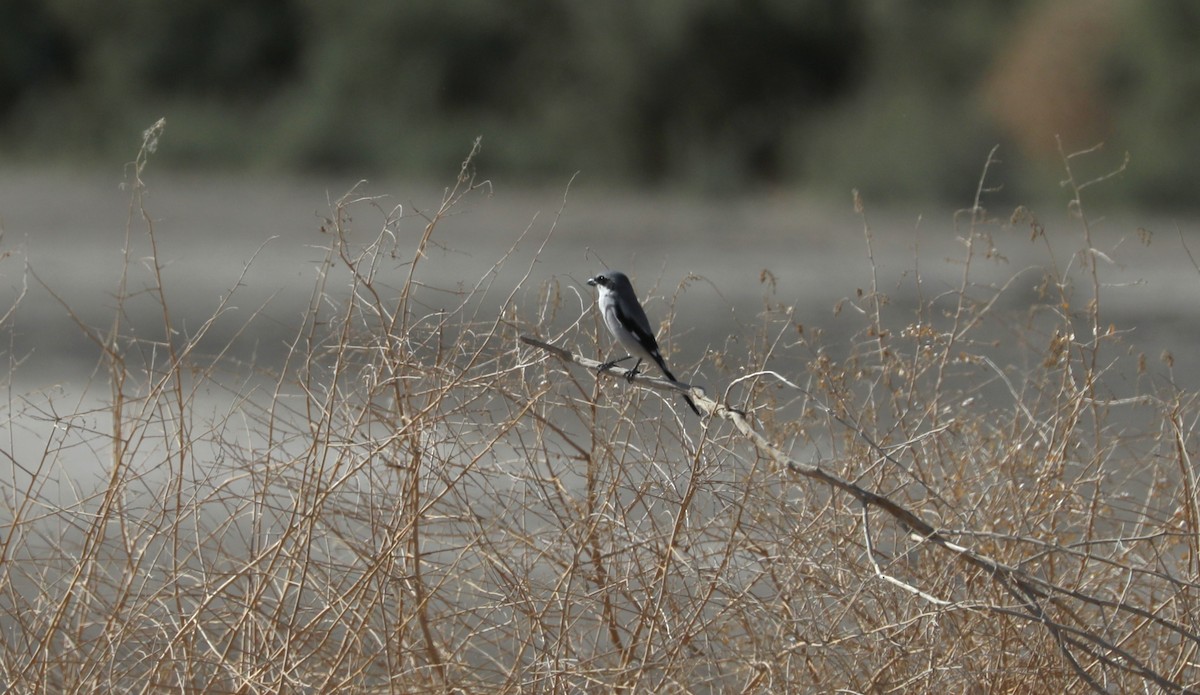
[586,277,598,287]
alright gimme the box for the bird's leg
[598,355,633,373]
[624,358,643,382]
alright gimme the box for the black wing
[613,290,700,415]
[613,296,660,354]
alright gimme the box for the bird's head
[587,271,629,290]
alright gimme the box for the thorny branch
[520,334,1200,694]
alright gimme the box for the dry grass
[1,125,1198,693]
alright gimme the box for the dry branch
[520,334,1200,694]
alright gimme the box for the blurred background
[3,0,1200,397]
[3,0,1198,206]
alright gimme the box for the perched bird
[587,271,701,416]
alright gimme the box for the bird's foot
[597,356,632,373]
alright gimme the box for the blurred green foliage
[2,1,1197,204]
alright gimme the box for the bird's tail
[654,357,677,384]
[653,354,702,416]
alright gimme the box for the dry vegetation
[1,125,1199,693]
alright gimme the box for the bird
[587,271,701,416]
